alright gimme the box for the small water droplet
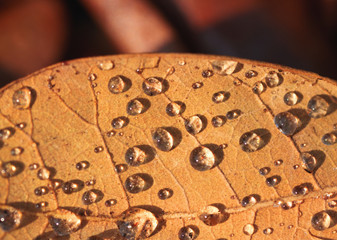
[281,201,295,210]
[301,152,317,173]
[135,68,143,74]
[311,211,333,231]
[82,190,98,205]
[16,122,26,129]
[34,186,49,196]
[328,200,337,208]
[300,143,307,148]
[178,60,186,66]
[185,115,204,135]
[166,102,184,116]
[307,95,329,118]
[127,99,144,115]
[211,60,238,75]
[117,208,158,239]
[142,77,163,96]
[334,123,337,130]
[108,75,126,94]
[178,226,198,240]
[226,110,241,120]
[322,132,337,145]
[219,143,228,149]
[212,91,229,103]
[265,71,282,87]
[106,130,116,137]
[233,78,242,86]
[10,147,23,156]
[62,181,81,194]
[29,163,39,170]
[35,201,48,209]
[166,66,175,75]
[323,192,336,200]
[252,81,266,94]
[125,147,146,166]
[243,223,256,235]
[211,116,226,127]
[85,179,96,186]
[266,175,281,187]
[284,91,300,106]
[263,227,273,235]
[112,116,128,129]
[105,199,117,207]
[48,209,81,236]
[0,128,14,140]
[125,174,146,193]
[0,206,22,231]
[199,205,225,226]
[115,164,128,173]
[12,87,33,109]
[158,188,173,200]
[98,61,114,70]
[94,146,104,153]
[202,69,213,78]
[274,111,300,136]
[152,128,174,151]
[241,195,258,207]
[0,162,19,178]
[88,73,97,81]
[293,164,299,169]
[190,146,215,171]
[292,185,309,196]
[192,82,203,89]
[37,167,51,180]
[259,167,270,175]
[288,225,293,229]
[76,161,89,170]
[239,131,262,152]
[245,70,258,78]
[274,159,283,166]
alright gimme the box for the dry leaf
[0,54,337,240]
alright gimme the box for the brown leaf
[0,54,337,239]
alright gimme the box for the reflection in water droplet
[301,152,317,173]
[292,185,309,196]
[37,167,51,180]
[245,70,258,78]
[0,206,22,232]
[190,146,215,171]
[241,195,258,207]
[34,186,49,196]
[178,226,198,240]
[0,128,14,141]
[284,91,299,106]
[322,132,337,145]
[158,188,173,200]
[127,99,144,115]
[308,95,329,118]
[76,161,89,170]
[0,162,18,178]
[142,77,163,96]
[252,81,266,94]
[243,223,255,235]
[212,91,229,103]
[94,146,104,153]
[115,164,128,174]
[266,176,281,187]
[274,112,300,136]
[202,69,213,78]
[12,87,33,109]
[82,190,98,205]
[226,110,241,120]
[192,82,203,89]
[211,60,238,75]
[239,131,262,152]
[48,209,81,236]
[199,205,224,226]
[185,116,203,135]
[98,61,114,70]
[265,71,281,87]
[259,167,270,176]
[117,208,158,239]
[125,147,146,166]
[112,116,128,129]
[211,116,226,127]
[108,75,126,94]
[311,211,333,231]
[263,228,273,235]
[152,128,173,151]
[166,102,183,116]
[125,174,146,193]
[10,147,23,156]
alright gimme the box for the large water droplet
[252,81,266,94]
[0,161,20,178]
[62,181,82,194]
[284,91,300,106]
[0,127,14,141]
[185,115,204,135]
[117,208,158,239]
[311,211,333,231]
[152,128,173,151]
[0,206,22,232]
[239,131,262,152]
[158,188,173,200]
[322,132,337,145]
[211,60,238,75]
[108,75,126,94]
[37,167,51,180]
[142,77,163,96]
[166,102,184,116]
[12,87,33,109]
[266,175,281,187]
[112,116,128,129]
[124,174,146,193]
[243,223,256,235]
[301,152,317,173]
[274,111,300,136]
[241,195,258,207]
[292,184,309,196]
[178,226,199,240]
[265,71,282,87]
[199,205,225,226]
[127,99,144,115]
[48,209,81,236]
[307,95,329,118]
[125,147,146,166]
[190,146,215,171]
[82,190,98,205]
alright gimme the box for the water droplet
[98,60,114,70]
[125,147,146,166]
[94,146,104,153]
[328,200,337,208]
[48,209,81,236]
[192,82,203,89]
[201,69,213,78]
[243,223,256,235]
[158,188,173,200]
[10,147,23,156]
[274,111,300,136]
[16,122,26,129]
[266,175,281,187]
[252,81,266,94]
[288,225,293,229]
[82,190,98,205]
[142,77,163,96]
[307,95,329,118]
[85,179,96,186]
[34,186,49,196]
[37,167,51,180]
[323,192,336,200]
[233,78,242,86]
[178,226,198,240]
[185,115,204,135]
[0,206,22,231]
[284,91,300,106]
[322,132,337,145]
[190,146,215,171]
[178,60,186,66]
[166,66,175,75]
[29,163,39,170]
[0,162,19,178]
[301,152,317,173]
[166,102,184,116]
[212,91,229,103]
[259,167,270,176]
[127,99,144,115]
[106,130,116,137]
[117,208,158,239]
[245,70,258,78]
[265,71,282,87]
[211,60,238,75]
[199,205,225,226]
[281,201,295,210]
[226,110,241,120]
[241,195,258,207]
[311,211,333,231]
[239,131,262,152]
[274,159,283,166]
[12,87,33,109]
[76,161,89,170]
[88,73,97,81]
[104,199,117,207]
[211,116,226,127]
[0,127,14,140]
[35,201,48,209]
[112,116,128,129]
[263,227,273,235]
[292,185,309,196]
[62,181,81,194]
[115,164,128,173]
[293,164,299,169]
[152,128,173,151]
[108,75,126,94]
[124,174,146,193]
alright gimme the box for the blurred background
[0,0,337,87]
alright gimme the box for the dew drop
[226,109,241,120]
[124,174,146,193]
[201,69,213,78]
[35,201,48,209]
[48,209,81,236]
[301,152,317,173]
[10,147,23,156]
[266,175,281,187]
[281,201,295,210]
[85,179,96,186]
[98,60,114,70]
[241,195,258,207]
[263,227,273,235]
[125,147,146,166]
[211,116,226,127]
[274,159,283,166]
[142,77,163,96]
[34,186,49,196]
[185,115,203,135]
[16,122,26,129]
[259,167,270,176]
[82,190,98,205]
[190,146,215,171]
[112,116,128,129]
[233,78,242,86]
[328,200,337,208]
[239,131,262,152]
[12,87,33,109]
[37,167,51,180]
[245,70,258,78]
[274,111,300,136]
[88,73,97,81]
[192,82,203,89]
[108,75,126,94]
[199,205,224,226]
[322,132,337,145]
[62,181,80,194]
[178,226,198,240]
[307,95,329,118]
[94,146,104,153]
[158,188,173,200]
[166,102,184,116]
[0,128,14,141]
[243,223,256,235]
[284,91,300,106]
[212,91,229,103]
[76,161,89,170]
[0,162,19,178]
[117,208,158,239]
[29,163,39,170]
[292,185,309,196]
[152,127,173,151]
[265,71,281,87]
[211,60,238,75]
[0,206,22,232]
[252,81,266,94]
[127,99,144,115]
[115,164,128,173]
[311,211,333,231]
[106,130,116,137]
[103,199,116,207]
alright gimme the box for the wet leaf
[0,54,337,239]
